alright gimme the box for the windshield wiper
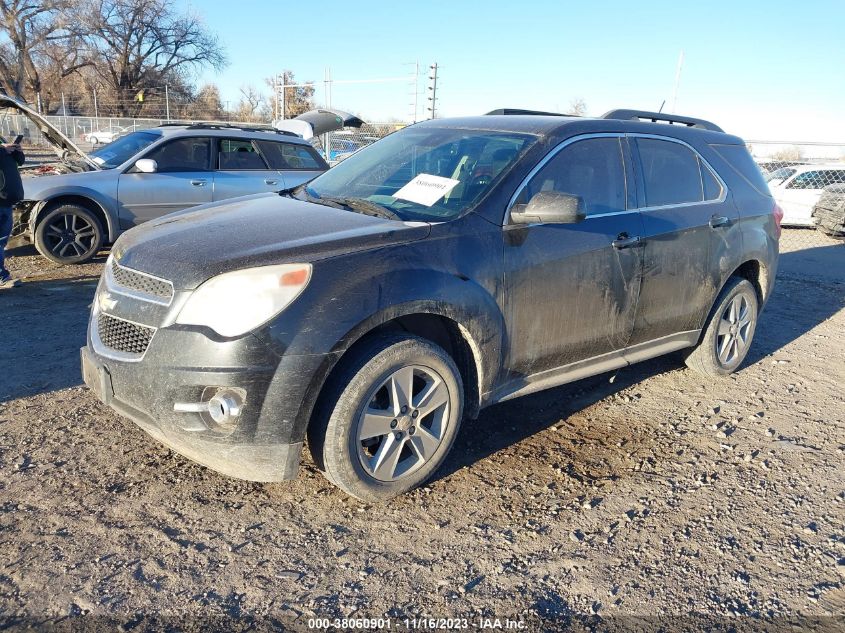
[277,184,304,198]
[317,196,403,221]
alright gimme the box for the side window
[636,138,703,206]
[218,139,268,170]
[700,159,723,201]
[144,137,211,172]
[787,171,820,190]
[256,140,324,170]
[516,137,627,216]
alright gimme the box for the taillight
[772,202,784,238]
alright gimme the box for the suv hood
[113,193,431,289]
[0,94,100,171]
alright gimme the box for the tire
[685,277,759,377]
[34,204,104,265]
[309,334,464,502]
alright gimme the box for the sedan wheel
[34,204,104,265]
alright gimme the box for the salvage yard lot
[1,230,844,628]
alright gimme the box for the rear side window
[787,170,845,190]
[517,137,627,216]
[636,138,702,206]
[256,141,325,170]
[711,144,771,196]
[218,139,268,170]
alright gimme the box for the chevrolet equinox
[81,109,781,501]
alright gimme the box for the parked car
[84,126,131,145]
[2,94,337,264]
[81,108,780,501]
[768,163,845,227]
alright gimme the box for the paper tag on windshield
[393,173,460,207]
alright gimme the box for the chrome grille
[110,261,173,303]
[96,312,155,356]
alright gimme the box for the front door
[502,135,643,383]
[117,136,213,227]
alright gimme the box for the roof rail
[157,122,298,136]
[601,109,723,132]
[486,108,571,117]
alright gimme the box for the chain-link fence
[749,142,845,251]
[0,111,405,165]
[3,110,843,254]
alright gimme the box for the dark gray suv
[81,109,781,501]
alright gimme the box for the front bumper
[81,333,328,482]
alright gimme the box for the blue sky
[188,0,845,142]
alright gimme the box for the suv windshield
[90,130,161,169]
[300,127,536,221]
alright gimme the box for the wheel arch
[31,193,116,242]
[294,306,488,453]
[698,258,770,338]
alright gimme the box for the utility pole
[165,84,171,121]
[280,73,287,120]
[426,63,438,119]
[93,89,99,118]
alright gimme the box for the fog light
[173,387,245,433]
[208,392,241,425]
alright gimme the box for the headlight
[176,263,312,337]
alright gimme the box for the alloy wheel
[43,213,98,260]
[716,293,754,366]
[355,365,451,482]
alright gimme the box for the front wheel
[685,277,759,377]
[34,204,104,265]
[309,335,464,502]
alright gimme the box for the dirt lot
[1,230,844,631]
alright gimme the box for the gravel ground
[1,230,844,631]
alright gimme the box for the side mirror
[134,158,158,174]
[510,191,586,225]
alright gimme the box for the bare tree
[567,98,587,117]
[188,83,224,120]
[265,71,315,119]
[233,85,265,122]
[0,0,86,104]
[73,0,226,115]
[772,146,805,162]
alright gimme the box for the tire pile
[812,184,845,237]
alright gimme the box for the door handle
[709,214,730,228]
[612,235,642,249]
[264,179,279,186]
[190,179,207,187]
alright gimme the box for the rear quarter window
[711,144,771,196]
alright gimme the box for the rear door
[626,135,736,350]
[213,138,282,201]
[255,140,327,189]
[501,135,644,380]
[117,136,213,227]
